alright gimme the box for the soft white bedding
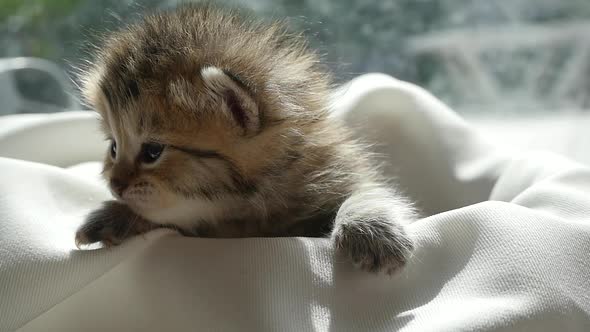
[1,74,589,331]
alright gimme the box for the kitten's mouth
[121,194,149,205]
[122,189,159,211]
[109,189,147,210]
[109,182,157,204]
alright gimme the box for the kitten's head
[81,5,330,227]
[95,66,270,226]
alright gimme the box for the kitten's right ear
[200,66,260,134]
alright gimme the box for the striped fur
[75,3,415,274]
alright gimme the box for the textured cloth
[1,74,589,331]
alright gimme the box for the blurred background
[1,0,590,162]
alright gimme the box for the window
[0,0,589,114]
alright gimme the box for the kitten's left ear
[200,66,260,134]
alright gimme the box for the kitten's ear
[200,66,260,134]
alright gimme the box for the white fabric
[1,74,589,331]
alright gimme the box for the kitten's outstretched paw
[75,218,124,248]
[332,219,414,275]
[75,201,152,248]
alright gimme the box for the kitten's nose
[110,177,129,196]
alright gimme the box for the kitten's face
[83,6,331,230]
[95,67,284,227]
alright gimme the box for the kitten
[75,3,415,274]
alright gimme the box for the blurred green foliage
[0,0,81,19]
[0,0,83,58]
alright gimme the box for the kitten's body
[76,4,415,273]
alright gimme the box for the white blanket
[1,74,589,331]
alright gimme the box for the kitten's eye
[141,142,165,163]
[110,141,117,159]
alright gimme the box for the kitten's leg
[75,200,156,248]
[332,186,415,275]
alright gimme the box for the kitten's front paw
[332,218,414,275]
[75,201,152,248]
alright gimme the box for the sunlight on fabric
[310,300,331,332]
[299,237,333,331]
[298,237,333,284]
